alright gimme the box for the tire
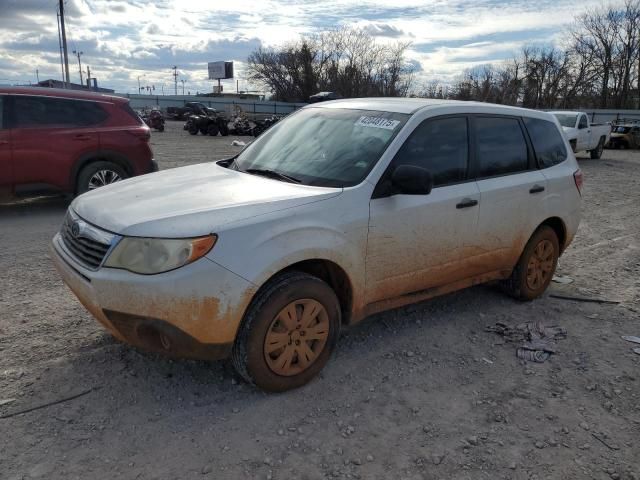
[76,161,127,195]
[232,271,341,392]
[220,124,229,136]
[188,126,198,135]
[590,137,604,159]
[207,124,219,136]
[199,128,207,135]
[502,226,559,301]
[158,124,165,132]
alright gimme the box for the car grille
[60,212,113,269]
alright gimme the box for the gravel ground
[1,120,639,480]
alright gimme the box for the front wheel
[232,271,341,392]
[503,226,559,301]
[76,161,127,195]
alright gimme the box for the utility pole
[172,66,178,95]
[36,69,40,83]
[56,12,65,84]
[86,65,91,89]
[181,79,185,95]
[73,50,84,85]
[58,0,70,86]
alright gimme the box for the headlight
[104,235,217,274]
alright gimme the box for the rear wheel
[77,161,127,195]
[232,271,341,392]
[503,226,559,301]
[590,137,604,159]
[188,125,198,135]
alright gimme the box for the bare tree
[246,27,415,102]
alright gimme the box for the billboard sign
[208,61,234,80]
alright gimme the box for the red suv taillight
[573,169,584,195]
[127,128,151,142]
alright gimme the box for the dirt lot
[1,120,639,480]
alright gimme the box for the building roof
[37,79,115,93]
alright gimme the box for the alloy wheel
[88,169,122,190]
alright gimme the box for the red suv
[0,87,156,197]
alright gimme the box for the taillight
[573,169,583,195]
[127,128,151,142]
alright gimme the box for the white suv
[51,98,582,391]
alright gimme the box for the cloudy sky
[0,0,604,95]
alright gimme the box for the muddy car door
[471,116,548,274]
[0,95,12,191]
[366,116,480,304]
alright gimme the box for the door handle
[529,185,545,194]
[456,198,478,209]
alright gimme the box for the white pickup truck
[550,111,611,159]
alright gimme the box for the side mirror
[391,165,433,195]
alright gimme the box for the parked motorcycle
[145,109,165,132]
[252,116,281,137]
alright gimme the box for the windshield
[233,107,409,187]
[553,113,578,128]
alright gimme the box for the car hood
[72,162,341,237]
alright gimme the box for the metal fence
[580,109,640,124]
[120,95,640,124]
[116,93,307,117]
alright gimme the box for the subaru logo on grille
[71,221,81,238]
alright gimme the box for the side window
[391,117,468,187]
[13,96,107,128]
[523,117,567,168]
[578,115,588,129]
[475,117,528,177]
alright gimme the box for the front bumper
[50,233,255,360]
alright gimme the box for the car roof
[548,111,583,115]
[0,86,125,103]
[308,97,556,120]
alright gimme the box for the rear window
[475,117,529,177]
[12,96,108,127]
[121,103,145,125]
[524,117,567,168]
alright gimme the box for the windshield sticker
[355,116,400,130]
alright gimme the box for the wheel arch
[537,216,567,254]
[246,258,355,326]
[70,150,133,193]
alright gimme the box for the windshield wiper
[243,168,301,183]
